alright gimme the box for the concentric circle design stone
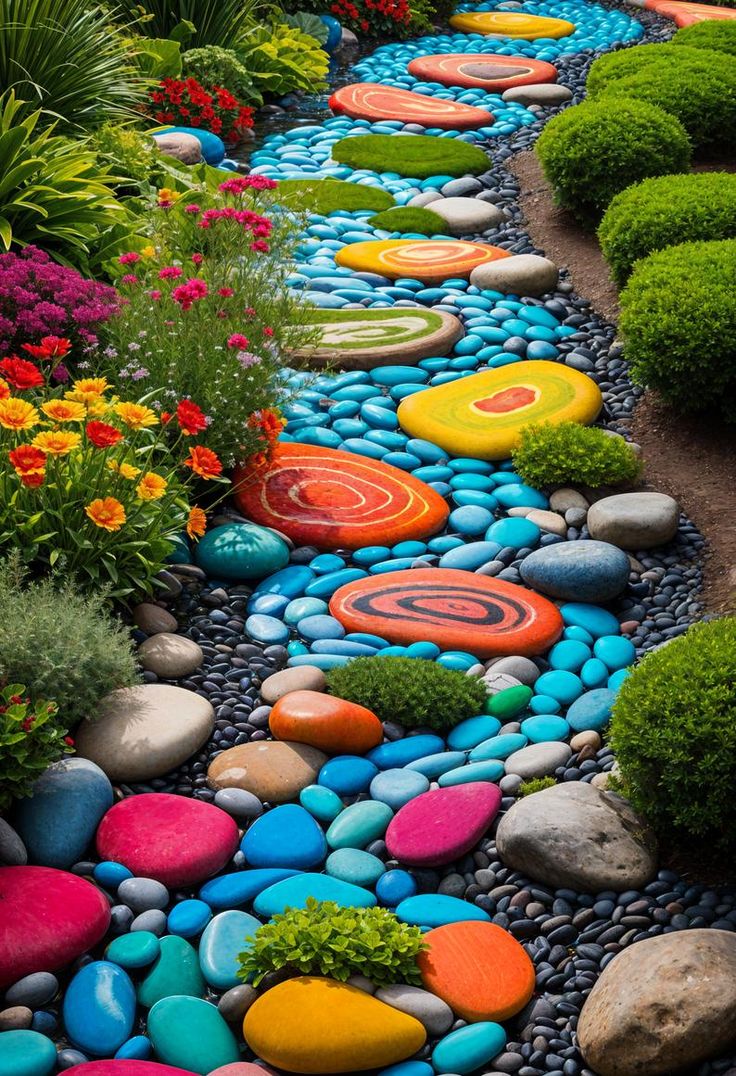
[449,11,576,37]
[397,361,602,460]
[643,0,736,23]
[234,444,448,550]
[329,83,493,129]
[334,240,511,285]
[329,568,563,658]
[407,54,558,91]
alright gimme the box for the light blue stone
[395,894,491,927]
[392,540,428,557]
[326,847,386,886]
[534,670,584,705]
[370,768,429,810]
[493,483,548,510]
[319,755,378,797]
[300,783,344,822]
[563,625,595,645]
[565,688,616,732]
[241,805,326,869]
[244,614,289,646]
[379,1063,433,1076]
[199,869,301,910]
[438,541,502,571]
[247,593,290,617]
[376,869,417,907]
[580,657,609,688]
[199,910,261,989]
[405,641,441,660]
[297,614,345,642]
[438,759,505,786]
[287,654,350,669]
[529,693,561,715]
[353,545,391,566]
[437,651,477,672]
[520,715,570,743]
[560,603,620,639]
[594,635,636,670]
[520,541,630,602]
[608,667,630,691]
[254,872,377,917]
[167,899,212,938]
[432,1022,507,1076]
[486,517,541,549]
[368,735,445,769]
[0,1031,57,1076]
[195,524,290,582]
[63,961,136,1056]
[284,597,329,625]
[469,733,528,761]
[548,640,591,672]
[106,931,160,970]
[406,750,467,778]
[310,553,346,574]
[448,505,494,536]
[326,799,393,849]
[447,715,502,751]
[115,1036,152,1060]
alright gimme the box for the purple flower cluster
[0,247,119,357]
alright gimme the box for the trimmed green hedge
[598,172,736,284]
[672,20,736,56]
[332,134,490,179]
[585,42,715,95]
[512,422,641,488]
[368,205,447,235]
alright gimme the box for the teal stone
[438,541,502,571]
[284,597,329,625]
[406,750,467,778]
[63,961,135,1056]
[520,715,570,743]
[372,367,428,386]
[0,1031,56,1076]
[594,635,636,671]
[138,935,205,1008]
[326,847,386,886]
[199,910,261,989]
[529,694,561,715]
[305,568,368,599]
[115,1035,152,1060]
[608,667,630,691]
[147,996,239,1075]
[369,768,430,810]
[560,603,620,639]
[300,783,344,822]
[448,715,502,751]
[200,869,301,909]
[432,1022,507,1076]
[396,893,490,927]
[254,872,377,917]
[167,899,212,938]
[548,639,591,672]
[310,553,345,574]
[438,759,505,786]
[486,517,541,550]
[326,800,393,849]
[194,523,289,582]
[392,540,427,557]
[405,641,441,660]
[493,483,548,510]
[379,1063,433,1076]
[353,545,391,566]
[106,931,160,969]
[580,658,609,688]
[533,670,584,705]
[254,564,314,598]
[562,625,595,645]
[469,733,528,761]
[566,688,616,733]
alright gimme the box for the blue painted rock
[254,872,377,917]
[106,932,160,970]
[300,783,344,822]
[368,735,445,769]
[326,848,386,886]
[594,635,636,670]
[396,894,491,927]
[520,540,630,602]
[319,755,379,797]
[167,899,211,937]
[200,869,302,910]
[438,759,505,786]
[432,1022,507,1075]
[376,870,417,907]
[386,784,501,867]
[560,603,620,638]
[194,523,290,581]
[370,768,430,810]
[0,1030,57,1076]
[241,804,327,869]
[63,961,136,1056]
[199,910,262,990]
[148,995,240,1074]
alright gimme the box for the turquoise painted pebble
[319,755,378,796]
[520,715,570,743]
[529,694,561,715]
[565,688,616,732]
[487,517,541,549]
[245,613,290,646]
[254,872,377,917]
[195,523,289,581]
[533,670,584,705]
[438,759,505,786]
[379,1063,434,1076]
[326,799,393,849]
[395,894,491,927]
[548,639,591,672]
[199,910,262,989]
[300,783,344,822]
[368,735,445,768]
[106,931,160,969]
[147,995,240,1074]
[297,614,345,641]
[447,715,501,750]
[376,869,417,907]
[63,960,136,1056]
[0,1031,57,1076]
[432,1022,507,1076]
[470,733,527,761]
[167,899,212,938]
[200,869,301,909]
[284,597,329,625]
[406,750,467,778]
[241,804,327,869]
[594,635,636,670]
[581,657,609,688]
[370,768,430,810]
[326,847,386,886]
[560,603,620,638]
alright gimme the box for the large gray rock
[151,131,202,164]
[504,742,571,780]
[496,782,657,892]
[429,197,504,236]
[375,984,454,1036]
[577,930,736,1075]
[469,254,559,297]
[587,492,679,550]
[519,539,631,602]
[502,83,573,106]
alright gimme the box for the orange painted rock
[408,53,558,91]
[334,239,511,285]
[643,0,736,22]
[329,83,493,129]
[233,444,448,551]
[419,921,535,1022]
[269,691,383,755]
[330,568,563,658]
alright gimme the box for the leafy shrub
[0,685,72,810]
[585,43,710,96]
[0,555,138,726]
[276,179,395,216]
[518,776,556,797]
[182,46,258,104]
[672,21,736,57]
[332,134,490,180]
[114,0,263,48]
[610,618,736,845]
[598,172,736,284]
[236,23,329,98]
[282,12,329,45]
[619,239,736,416]
[369,206,447,235]
[535,99,691,225]
[512,422,641,489]
[326,656,487,730]
[292,0,415,37]
[238,899,426,987]
[92,124,169,199]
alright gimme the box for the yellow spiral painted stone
[397,360,602,460]
[335,239,510,285]
[449,11,576,38]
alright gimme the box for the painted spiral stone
[397,360,603,460]
[407,54,558,91]
[329,83,493,129]
[329,568,564,658]
[449,11,576,37]
[641,0,736,22]
[233,444,449,550]
[334,240,511,285]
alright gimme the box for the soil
[510,150,736,615]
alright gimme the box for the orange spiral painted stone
[329,83,493,129]
[643,0,736,22]
[335,240,511,285]
[407,54,558,91]
[419,921,535,1022]
[269,691,384,755]
[233,444,448,551]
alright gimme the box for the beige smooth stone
[207,740,327,803]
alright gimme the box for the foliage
[275,179,394,215]
[585,43,706,96]
[113,0,264,48]
[282,12,329,44]
[511,422,641,489]
[182,46,258,104]
[619,239,736,417]
[92,124,169,199]
[332,134,490,179]
[238,899,427,988]
[610,618,736,846]
[672,21,736,57]
[327,656,487,730]
[292,0,418,37]
[0,684,71,811]
[369,206,447,235]
[0,553,138,727]
[518,776,556,797]
[130,37,183,79]
[236,23,329,98]
[534,99,691,225]
[598,172,736,285]
[148,77,254,144]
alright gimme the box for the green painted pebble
[106,931,160,970]
[147,995,240,1075]
[137,935,205,1009]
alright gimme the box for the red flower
[86,421,123,448]
[19,471,45,488]
[176,399,207,436]
[22,336,71,360]
[9,444,47,476]
[160,411,172,425]
[64,736,75,746]
[0,356,44,389]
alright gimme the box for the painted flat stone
[407,52,557,91]
[319,755,378,797]
[207,740,327,803]
[0,867,110,989]
[0,1031,57,1076]
[419,921,535,1021]
[137,935,205,1008]
[385,783,501,867]
[289,308,464,370]
[326,848,386,886]
[644,0,736,23]
[330,569,563,659]
[330,83,492,129]
[63,961,135,1056]
[254,873,377,917]
[243,976,427,1073]
[74,1066,197,1076]
[148,995,239,1075]
[432,1023,507,1076]
[335,240,511,285]
[269,690,383,755]
[106,932,160,970]
[396,894,491,927]
[194,522,290,581]
[199,910,261,990]
[242,804,327,869]
[200,869,301,909]
[397,362,602,461]
[326,800,393,849]
[96,794,238,887]
[520,540,630,602]
[370,768,431,810]
[449,11,575,37]
[234,444,448,551]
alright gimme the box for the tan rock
[549,488,588,513]
[133,603,178,635]
[526,509,567,537]
[259,665,326,705]
[152,131,202,164]
[207,740,326,803]
[138,633,203,678]
[570,730,602,752]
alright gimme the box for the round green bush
[598,172,736,285]
[535,99,691,225]
[511,422,641,489]
[368,206,447,235]
[182,46,257,104]
[332,134,490,179]
[672,21,736,56]
[585,42,718,95]
[610,618,736,845]
[326,656,487,731]
[619,238,736,416]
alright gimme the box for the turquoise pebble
[284,597,328,625]
[63,961,135,1056]
[548,639,591,672]
[529,694,561,715]
[437,651,477,672]
[438,540,501,571]
[566,688,616,732]
[487,517,541,549]
[325,847,386,886]
[254,872,376,917]
[106,931,160,969]
[608,667,630,691]
[199,909,261,990]
[305,568,368,598]
[319,755,378,797]
[534,670,584,705]
[368,735,445,769]
[438,759,505,786]
[594,635,636,670]
[520,715,570,743]
[405,641,441,659]
[353,546,391,566]
[326,800,393,849]
[369,768,429,810]
[0,1031,57,1076]
[563,625,595,645]
[297,614,345,641]
[406,750,467,778]
[560,603,620,638]
[447,715,501,751]
[376,869,417,907]
[167,899,212,938]
[379,1063,433,1076]
[427,535,465,553]
[448,505,493,535]
[309,553,346,574]
[493,483,548,510]
[253,565,314,599]
[395,893,490,927]
[392,540,427,557]
[581,658,609,688]
[242,805,326,870]
[345,631,390,648]
[300,783,344,822]
[287,654,351,669]
[244,614,289,646]
[432,1022,507,1075]
[469,732,527,761]
[94,861,133,889]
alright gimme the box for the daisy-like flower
[86,421,123,448]
[41,399,87,423]
[176,399,207,436]
[0,356,44,390]
[107,459,140,479]
[9,444,47,478]
[114,401,158,429]
[136,472,168,500]
[184,444,222,480]
[186,505,207,539]
[0,378,11,400]
[32,430,81,456]
[85,497,126,531]
[0,397,40,431]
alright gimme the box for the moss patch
[369,205,448,235]
[276,178,395,215]
[332,134,490,179]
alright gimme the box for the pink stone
[79,1064,197,1076]
[385,783,502,867]
[0,866,111,989]
[208,1066,280,1076]
[96,794,239,888]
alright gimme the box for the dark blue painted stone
[62,961,136,1056]
[253,872,376,917]
[319,755,378,796]
[376,869,418,907]
[200,869,302,909]
[367,735,445,769]
[253,565,315,599]
[241,805,327,869]
[565,688,616,732]
[520,540,630,603]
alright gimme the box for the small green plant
[619,239,736,416]
[236,23,329,98]
[369,206,447,236]
[182,46,259,104]
[0,685,72,810]
[92,123,168,198]
[535,99,691,225]
[276,179,395,216]
[238,899,427,988]
[518,776,556,797]
[332,134,490,180]
[512,422,641,489]
[672,21,736,57]
[326,656,487,730]
[610,618,736,846]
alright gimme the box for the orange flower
[0,397,40,431]
[136,472,168,501]
[184,444,222,480]
[114,401,158,429]
[176,399,207,436]
[32,430,81,456]
[20,471,45,488]
[107,459,140,479]
[186,506,207,539]
[0,377,11,399]
[41,399,87,423]
[86,421,123,448]
[85,497,126,531]
[9,444,47,477]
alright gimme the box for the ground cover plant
[368,206,447,235]
[672,21,736,56]
[181,46,258,104]
[0,686,71,811]
[512,422,641,489]
[276,179,395,215]
[332,134,490,179]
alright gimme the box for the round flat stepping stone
[330,568,563,658]
[429,198,505,237]
[207,740,327,803]
[407,53,558,91]
[234,444,448,551]
[269,690,383,755]
[335,239,511,285]
[502,83,573,106]
[385,783,502,867]
[449,11,575,37]
[289,308,464,370]
[329,83,492,129]
[643,0,736,24]
[397,361,602,461]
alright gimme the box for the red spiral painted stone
[407,54,558,91]
[329,83,493,129]
[643,0,736,23]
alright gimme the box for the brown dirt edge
[510,150,736,615]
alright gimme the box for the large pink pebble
[208,1066,280,1076]
[0,866,111,989]
[96,793,239,888]
[79,1064,198,1076]
[385,782,502,867]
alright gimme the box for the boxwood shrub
[535,99,691,225]
[598,172,736,284]
[672,21,736,56]
[512,422,641,489]
[585,42,716,95]
[619,239,736,415]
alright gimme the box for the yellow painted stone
[243,976,427,1074]
[335,239,510,285]
[449,11,576,38]
[397,360,602,460]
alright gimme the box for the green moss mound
[276,178,395,215]
[672,21,736,56]
[535,99,691,225]
[585,42,716,95]
[512,422,641,489]
[332,134,490,179]
[368,206,447,235]
[619,239,736,416]
[599,172,736,285]
[610,618,736,846]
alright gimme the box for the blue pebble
[486,517,541,549]
[447,715,502,750]
[247,593,291,617]
[199,869,301,910]
[405,641,442,660]
[493,483,548,510]
[548,639,592,672]
[114,1037,152,1061]
[534,670,584,705]
[437,651,479,671]
[376,869,417,908]
[345,631,390,649]
[300,783,344,822]
[166,899,212,938]
[253,564,314,599]
[199,909,261,990]
[254,873,376,917]
[310,553,346,574]
[379,1063,433,1076]
[470,732,528,761]
[325,847,386,886]
[448,505,494,535]
[63,961,135,1056]
[94,861,133,890]
[319,755,378,796]
[438,540,502,571]
[563,625,595,645]
[608,667,630,691]
[566,688,616,733]
[368,735,445,769]
[297,614,345,642]
[305,568,368,598]
[283,596,329,625]
[353,545,391,566]
[245,614,289,646]
[0,1031,57,1076]
[561,603,620,639]
[529,694,562,715]
[396,894,490,928]
[520,714,570,743]
[438,759,505,786]
[432,1022,507,1075]
[406,750,467,778]
[580,658,610,688]
[369,768,430,810]
[242,805,326,870]
[594,635,636,670]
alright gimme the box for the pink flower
[118,252,141,265]
[251,240,270,254]
[236,350,261,368]
[218,287,234,298]
[120,274,139,285]
[228,333,249,349]
[263,326,274,337]
[184,203,201,214]
[192,253,204,266]
[158,266,183,280]
[149,289,162,301]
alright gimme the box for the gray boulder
[587,492,679,550]
[469,254,559,296]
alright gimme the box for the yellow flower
[141,245,157,258]
[41,399,87,423]
[85,497,126,532]
[114,401,158,430]
[136,471,167,501]
[107,459,140,480]
[72,377,109,396]
[157,187,180,204]
[32,430,82,456]
[66,378,110,410]
[0,397,40,431]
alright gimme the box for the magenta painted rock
[76,1064,197,1076]
[385,783,502,867]
[96,794,239,888]
[0,866,111,989]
